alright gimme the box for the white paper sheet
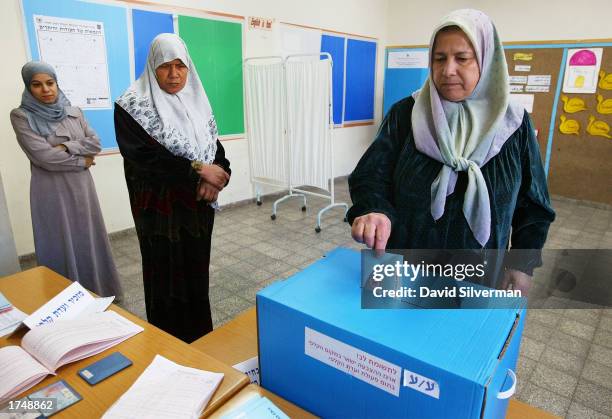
[527,75,552,86]
[525,85,550,93]
[305,327,402,397]
[23,282,112,329]
[563,48,603,94]
[0,346,50,403]
[514,65,531,72]
[34,14,111,109]
[233,356,259,385]
[102,355,224,419]
[511,93,535,113]
[21,311,143,372]
[388,51,429,69]
[509,75,527,84]
[509,85,524,93]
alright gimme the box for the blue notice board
[320,34,345,125]
[21,0,131,150]
[345,38,377,122]
[132,9,174,79]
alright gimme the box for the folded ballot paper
[0,311,143,403]
[220,395,289,419]
[103,355,224,419]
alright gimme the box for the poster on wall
[562,48,603,94]
[387,50,428,69]
[33,15,111,109]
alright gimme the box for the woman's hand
[54,144,68,152]
[84,156,95,168]
[197,181,220,202]
[197,164,229,190]
[499,269,532,296]
[351,213,391,250]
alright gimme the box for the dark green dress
[347,97,555,276]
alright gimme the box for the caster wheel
[301,206,307,212]
[271,214,276,220]
[343,216,348,222]
[256,201,262,206]
[315,226,321,233]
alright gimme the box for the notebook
[0,311,143,403]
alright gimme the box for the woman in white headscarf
[10,61,122,298]
[114,33,231,342]
[348,10,555,294]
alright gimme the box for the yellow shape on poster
[574,75,585,88]
[559,115,580,135]
[599,70,612,90]
[597,95,612,114]
[513,53,533,61]
[561,95,587,113]
[587,115,612,138]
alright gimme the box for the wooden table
[0,267,250,418]
[192,308,315,418]
[192,307,560,419]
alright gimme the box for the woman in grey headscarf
[348,10,555,295]
[10,61,122,298]
[114,34,231,342]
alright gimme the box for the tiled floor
[20,178,612,418]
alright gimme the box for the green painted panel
[178,16,244,136]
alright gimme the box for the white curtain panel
[245,61,287,184]
[285,59,332,191]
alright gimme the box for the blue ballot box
[257,248,525,419]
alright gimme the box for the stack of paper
[103,355,224,419]
[0,292,27,337]
[221,395,290,419]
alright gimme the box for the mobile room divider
[244,53,348,233]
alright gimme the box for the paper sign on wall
[305,327,402,396]
[387,51,429,69]
[515,65,531,72]
[526,85,550,93]
[34,15,111,109]
[513,53,533,61]
[563,48,603,94]
[510,85,524,93]
[527,75,551,86]
[511,93,534,113]
[509,76,527,84]
[248,16,274,31]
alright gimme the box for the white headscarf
[116,33,217,164]
[411,9,524,247]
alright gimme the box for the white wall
[386,0,612,45]
[0,0,389,255]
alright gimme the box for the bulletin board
[383,40,612,205]
[319,32,377,126]
[20,0,245,150]
[20,0,131,150]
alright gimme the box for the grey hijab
[411,9,524,247]
[19,61,71,136]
